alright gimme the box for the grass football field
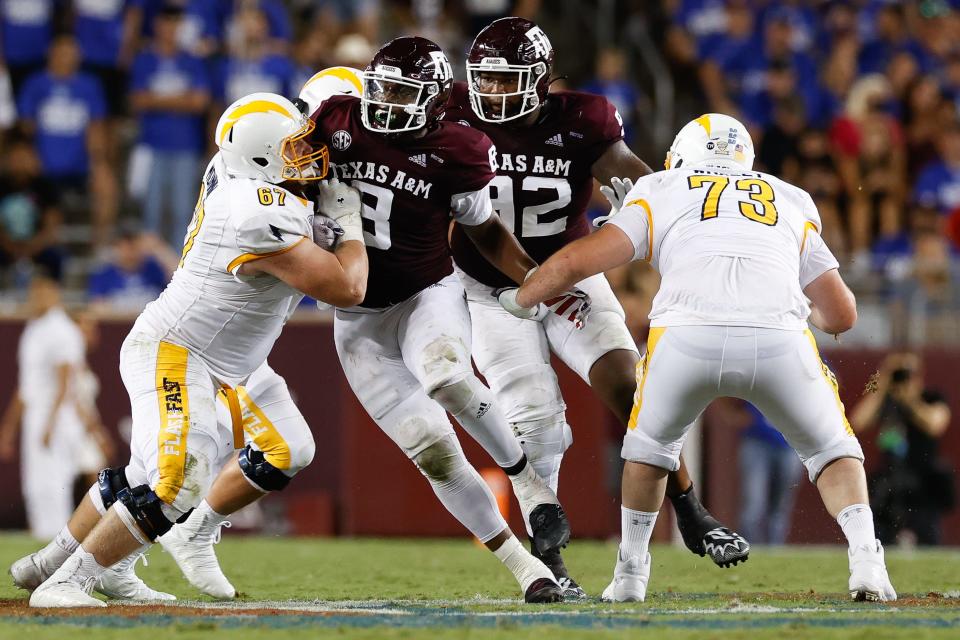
[0,533,957,639]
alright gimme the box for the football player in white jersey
[17,92,369,608]
[499,113,896,603]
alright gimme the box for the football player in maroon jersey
[306,36,593,603]
[446,17,750,597]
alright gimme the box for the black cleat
[528,504,571,556]
[524,577,564,603]
[670,484,750,568]
[531,539,587,599]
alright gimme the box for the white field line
[114,599,911,616]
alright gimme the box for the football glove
[315,178,363,243]
[495,287,592,329]
[312,214,344,251]
[594,177,634,227]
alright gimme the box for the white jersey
[608,166,839,330]
[132,154,313,386]
[17,307,85,431]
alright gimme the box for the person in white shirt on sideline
[497,113,896,604]
[0,275,86,539]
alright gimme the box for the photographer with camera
[850,353,953,545]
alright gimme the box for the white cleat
[96,551,176,601]
[29,556,106,608]
[849,540,897,602]
[601,549,651,603]
[10,552,53,591]
[159,515,236,599]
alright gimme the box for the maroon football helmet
[466,17,555,123]
[361,36,454,134]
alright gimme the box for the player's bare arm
[591,139,653,186]
[460,214,537,284]
[244,238,368,307]
[515,224,634,309]
[803,269,857,335]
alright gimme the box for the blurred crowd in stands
[0,0,957,345]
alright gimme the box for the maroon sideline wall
[0,318,956,545]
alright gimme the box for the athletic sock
[493,535,554,592]
[837,504,876,550]
[37,526,79,570]
[621,506,658,559]
[194,499,230,526]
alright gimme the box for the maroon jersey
[310,95,497,308]
[446,81,624,288]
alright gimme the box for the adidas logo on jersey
[476,402,491,418]
[409,154,427,167]
[545,133,564,147]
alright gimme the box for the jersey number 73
[687,175,778,226]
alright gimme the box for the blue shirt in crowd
[1,0,57,66]
[130,49,210,153]
[88,256,167,302]
[74,0,138,66]
[914,162,960,214]
[215,54,294,105]
[742,403,790,449]
[17,72,106,177]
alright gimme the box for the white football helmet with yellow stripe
[665,113,755,171]
[215,92,327,184]
[298,66,363,115]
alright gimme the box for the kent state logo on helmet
[360,36,454,134]
[466,17,556,123]
[665,113,755,171]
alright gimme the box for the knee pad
[115,485,178,542]
[420,336,472,394]
[413,435,468,484]
[96,466,130,512]
[238,445,292,492]
[513,416,573,462]
[428,376,480,416]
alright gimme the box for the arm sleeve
[87,77,107,119]
[16,77,39,119]
[799,229,839,289]
[798,188,823,231]
[129,54,149,91]
[226,197,312,275]
[584,95,625,163]
[606,197,652,262]
[452,130,497,194]
[450,183,493,226]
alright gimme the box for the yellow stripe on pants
[238,387,291,470]
[627,327,666,431]
[155,342,191,504]
[218,385,244,449]
[803,329,855,436]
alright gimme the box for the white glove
[315,178,364,243]
[315,177,361,221]
[594,177,634,227]
[312,214,344,251]
[495,286,592,329]
[495,287,544,321]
